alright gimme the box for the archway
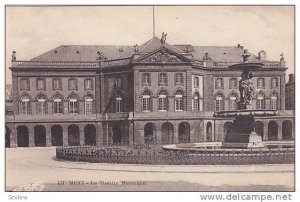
[51,125,63,146]
[112,123,122,145]
[17,125,29,147]
[34,125,46,147]
[5,126,11,148]
[161,122,174,144]
[268,121,278,141]
[254,121,264,138]
[178,122,190,143]
[282,120,293,140]
[144,123,156,144]
[85,124,96,145]
[206,122,212,142]
[68,124,80,146]
[224,122,233,136]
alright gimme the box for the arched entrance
[268,121,278,141]
[282,120,293,140]
[223,122,233,136]
[178,122,190,143]
[68,125,80,146]
[5,126,11,148]
[17,125,29,147]
[144,123,156,144]
[161,122,174,144]
[254,121,264,138]
[85,124,96,145]
[112,123,122,145]
[206,122,212,142]
[34,125,46,147]
[51,125,63,146]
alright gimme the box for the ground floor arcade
[5,118,294,148]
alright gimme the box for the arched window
[215,94,224,112]
[85,96,93,114]
[175,91,184,111]
[270,93,278,110]
[158,91,168,111]
[229,93,238,110]
[20,95,30,115]
[193,92,200,111]
[37,95,47,114]
[69,94,78,114]
[53,94,63,114]
[256,93,265,109]
[115,93,123,113]
[142,91,151,112]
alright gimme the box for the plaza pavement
[5,147,295,191]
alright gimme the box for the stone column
[277,121,283,141]
[190,129,195,143]
[263,121,268,141]
[28,125,35,147]
[62,125,68,146]
[128,122,134,146]
[45,124,52,147]
[173,123,179,143]
[96,122,103,146]
[10,126,17,148]
[48,102,53,114]
[156,123,162,144]
[79,125,85,145]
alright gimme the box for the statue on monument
[160,32,167,45]
[242,49,250,63]
[239,71,254,106]
[12,50,16,61]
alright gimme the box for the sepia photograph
[4,5,295,194]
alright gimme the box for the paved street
[5,147,294,191]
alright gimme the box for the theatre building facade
[5,36,294,148]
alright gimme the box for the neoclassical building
[5,36,294,148]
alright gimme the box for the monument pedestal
[247,131,264,148]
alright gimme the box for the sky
[5,6,295,84]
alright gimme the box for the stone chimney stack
[288,74,294,83]
[258,50,266,60]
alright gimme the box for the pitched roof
[30,45,135,61]
[174,45,260,62]
[138,36,184,53]
[29,38,264,63]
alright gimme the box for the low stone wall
[56,146,294,165]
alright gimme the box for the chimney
[237,44,244,50]
[258,50,266,60]
[288,74,294,83]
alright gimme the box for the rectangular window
[69,100,78,113]
[37,100,47,115]
[114,77,122,87]
[271,78,278,89]
[257,78,265,89]
[116,97,122,113]
[158,96,167,111]
[68,79,78,90]
[85,79,93,90]
[53,79,62,90]
[36,79,46,90]
[142,96,151,112]
[159,73,167,85]
[229,78,238,89]
[215,78,223,89]
[20,101,30,114]
[175,73,183,84]
[143,73,151,85]
[53,100,63,114]
[194,77,199,88]
[85,99,93,114]
[175,96,183,111]
[20,79,30,91]
[256,98,265,109]
[270,97,278,110]
[215,97,224,112]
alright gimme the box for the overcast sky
[5,6,294,83]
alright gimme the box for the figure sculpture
[239,71,254,106]
[160,32,167,45]
[12,50,16,61]
[242,49,250,63]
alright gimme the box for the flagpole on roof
[153,5,155,37]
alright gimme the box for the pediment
[134,47,191,64]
